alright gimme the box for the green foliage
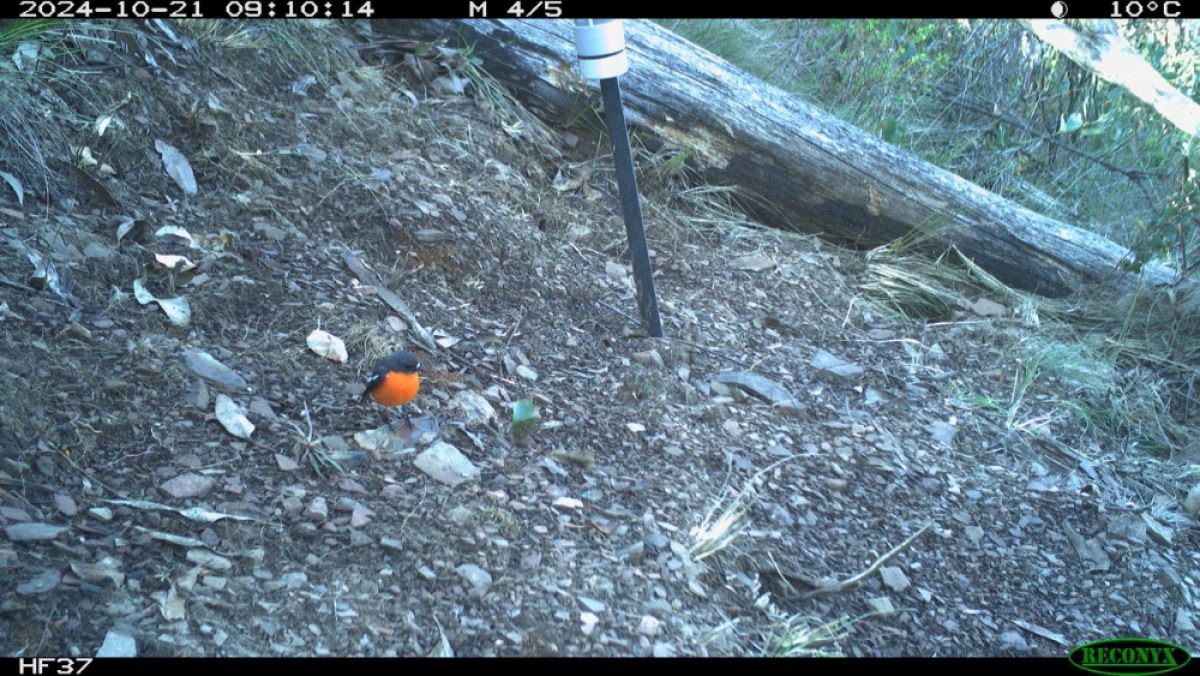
[664,19,1199,272]
[510,398,539,447]
[0,19,61,51]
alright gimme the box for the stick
[800,520,933,599]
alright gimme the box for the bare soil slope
[0,21,1195,657]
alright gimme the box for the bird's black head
[382,349,422,374]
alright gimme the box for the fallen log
[379,19,1181,299]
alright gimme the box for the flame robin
[362,350,423,417]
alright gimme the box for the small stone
[16,569,61,595]
[184,380,209,409]
[644,532,669,550]
[811,349,864,379]
[83,241,115,259]
[447,506,472,524]
[5,523,68,541]
[722,419,742,437]
[999,631,1029,652]
[456,563,492,597]
[0,506,29,522]
[515,365,538,381]
[880,566,910,592]
[1106,514,1147,542]
[638,615,660,636]
[305,497,329,522]
[252,222,287,241]
[281,496,303,516]
[579,596,606,613]
[187,549,233,571]
[709,371,802,413]
[1141,513,1173,546]
[380,537,403,552]
[160,473,215,499]
[88,507,114,522]
[1177,609,1196,632]
[415,442,479,487]
[965,526,984,544]
[823,477,847,492]
[275,454,300,472]
[867,597,895,615]
[455,391,496,426]
[281,571,308,588]
[968,298,1006,318]
[652,642,676,657]
[53,494,77,516]
[320,435,351,453]
[623,542,645,563]
[96,630,137,657]
[927,421,958,446]
[184,351,249,391]
[633,350,665,369]
[248,397,278,420]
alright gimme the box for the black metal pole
[600,76,664,338]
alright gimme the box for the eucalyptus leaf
[0,170,23,206]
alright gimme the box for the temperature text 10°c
[1110,0,1183,16]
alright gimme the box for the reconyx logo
[1069,638,1192,676]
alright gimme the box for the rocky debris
[456,564,492,598]
[183,350,249,390]
[810,349,864,379]
[16,569,61,595]
[880,566,910,592]
[1140,513,1173,546]
[998,631,1030,652]
[415,442,479,487]
[455,391,496,426]
[867,597,895,615]
[96,629,138,657]
[5,523,67,541]
[708,371,803,415]
[305,497,329,523]
[633,349,665,368]
[160,473,215,499]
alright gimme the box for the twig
[664,336,753,369]
[0,277,76,308]
[596,300,753,368]
[929,82,1167,183]
[502,309,526,350]
[801,520,933,599]
[764,520,934,599]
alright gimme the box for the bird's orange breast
[371,370,420,407]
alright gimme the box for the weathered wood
[379,19,1180,299]
[1019,19,1200,139]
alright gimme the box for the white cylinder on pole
[574,19,628,80]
